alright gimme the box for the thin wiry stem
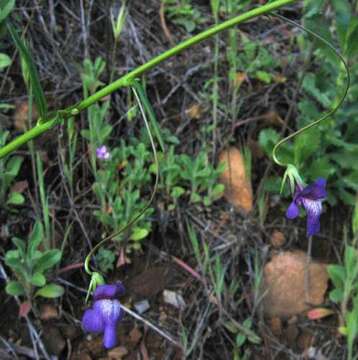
[271,13,350,167]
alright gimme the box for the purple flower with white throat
[82,282,125,349]
[96,145,110,160]
[286,178,327,237]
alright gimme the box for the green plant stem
[0,0,296,159]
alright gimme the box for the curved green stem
[84,80,159,276]
[272,13,350,167]
[0,0,296,159]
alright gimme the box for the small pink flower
[96,145,110,160]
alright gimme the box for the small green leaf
[6,155,23,176]
[329,288,344,303]
[130,227,149,241]
[190,192,201,203]
[344,246,358,275]
[0,53,11,70]
[11,237,26,255]
[7,192,25,205]
[28,222,44,259]
[236,333,247,347]
[0,0,15,23]
[294,126,320,165]
[171,186,185,199]
[6,281,25,296]
[30,273,46,287]
[255,70,272,84]
[327,264,345,289]
[35,284,64,298]
[211,183,225,198]
[34,249,62,273]
[258,128,280,157]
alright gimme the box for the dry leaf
[307,307,335,320]
[19,301,32,318]
[269,317,282,336]
[218,147,253,214]
[262,251,328,318]
[185,103,203,120]
[107,346,128,359]
[234,72,247,87]
[270,230,285,248]
[14,102,38,131]
[40,304,59,321]
[10,180,28,194]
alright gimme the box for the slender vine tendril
[84,81,160,276]
[271,13,350,167]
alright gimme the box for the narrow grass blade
[131,80,165,152]
[6,21,48,121]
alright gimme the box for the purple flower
[82,282,125,349]
[96,145,110,160]
[286,178,327,237]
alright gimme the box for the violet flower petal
[302,198,323,236]
[82,308,104,333]
[103,324,118,349]
[96,145,110,160]
[94,283,125,300]
[300,177,327,200]
[94,299,123,349]
[286,201,300,219]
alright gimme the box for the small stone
[218,147,253,215]
[270,230,285,248]
[262,251,328,318]
[134,299,150,314]
[163,290,186,310]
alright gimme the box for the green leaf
[306,157,333,179]
[255,70,272,84]
[211,183,225,199]
[6,281,25,296]
[11,237,26,257]
[171,186,185,199]
[345,17,358,58]
[34,249,62,273]
[0,53,11,70]
[35,284,64,298]
[258,128,280,157]
[6,22,48,121]
[28,222,44,259]
[30,273,46,287]
[302,73,331,108]
[6,155,23,176]
[0,0,15,23]
[327,264,345,289]
[329,288,344,303]
[130,227,149,241]
[353,198,358,235]
[293,126,320,165]
[344,246,358,276]
[7,192,25,205]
